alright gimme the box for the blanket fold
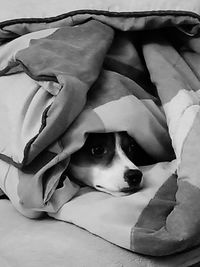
[12,20,114,165]
[1,10,200,256]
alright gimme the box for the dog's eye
[91,146,107,157]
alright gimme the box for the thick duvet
[1,0,200,257]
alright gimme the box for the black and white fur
[68,132,154,196]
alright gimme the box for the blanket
[0,199,200,267]
[2,199,200,267]
[1,3,200,257]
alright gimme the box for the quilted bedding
[1,0,200,257]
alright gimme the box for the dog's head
[68,132,153,196]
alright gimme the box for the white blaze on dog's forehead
[115,133,138,170]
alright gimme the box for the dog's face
[68,132,153,196]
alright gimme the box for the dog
[67,132,154,196]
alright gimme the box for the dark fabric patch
[134,174,177,231]
[0,194,8,199]
[22,150,57,174]
[132,179,200,256]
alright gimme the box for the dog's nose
[124,169,143,187]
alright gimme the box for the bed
[1,0,200,266]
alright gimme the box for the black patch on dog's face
[119,132,155,166]
[70,133,116,167]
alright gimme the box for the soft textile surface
[2,199,200,267]
[0,0,200,21]
[1,0,200,257]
